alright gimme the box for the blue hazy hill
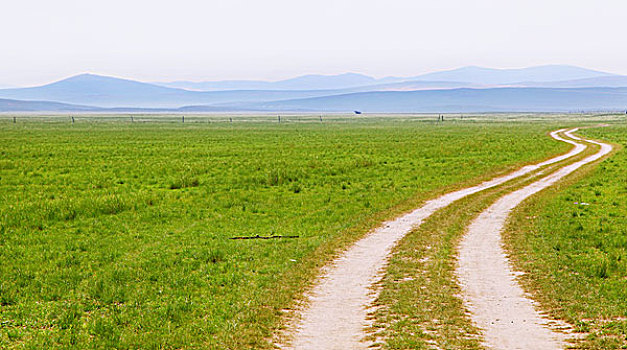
[238,87,627,113]
[525,75,627,88]
[158,73,378,91]
[0,74,346,108]
[407,65,616,85]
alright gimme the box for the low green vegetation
[505,125,627,349]
[0,118,567,349]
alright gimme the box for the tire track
[279,128,586,350]
[456,128,612,350]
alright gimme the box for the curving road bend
[279,128,591,350]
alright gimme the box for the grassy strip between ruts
[0,120,571,349]
[504,125,627,349]
[369,128,603,349]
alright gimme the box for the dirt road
[279,128,589,349]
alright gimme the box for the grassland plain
[0,118,568,349]
[505,124,627,349]
[368,128,603,349]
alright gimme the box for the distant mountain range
[404,65,615,85]
[0,74,347,108]
[2,65,627,112]
[155,65,618,91]
[158,73,382,91]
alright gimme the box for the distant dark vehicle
[354,110,362,114]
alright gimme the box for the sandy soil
[456,128,612,350]
[279,128,588,349]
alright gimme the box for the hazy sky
[2,0,626,86]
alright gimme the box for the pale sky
[2,0,626,87]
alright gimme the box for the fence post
[278,115,281,123]
[71,116,75,124]
[13,116,16,123]
[131,115,134,123]
[320,115,322,122]
[182,115,185,123]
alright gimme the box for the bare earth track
[456,128,612,350]
[279,128,596,350]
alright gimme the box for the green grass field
[505,125,627,349]
[0,117,598,349]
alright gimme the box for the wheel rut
[456,128,612,349]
